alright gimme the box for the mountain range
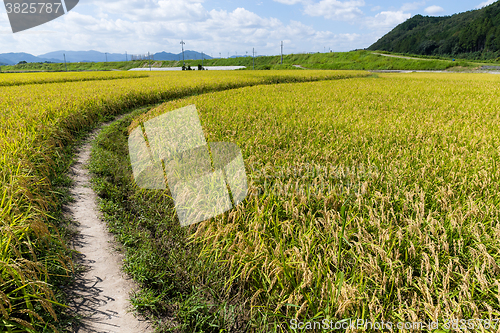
[368,0,500,58]
[0,50,213,66]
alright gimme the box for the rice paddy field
[91,71,500,332]
[0,69,368,332]
[1,69,500,332]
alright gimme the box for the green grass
[148,50,478,70]
[1,50,490,72]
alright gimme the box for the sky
[0,0,497,57]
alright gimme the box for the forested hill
[368,1,500,59]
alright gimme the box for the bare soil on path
[65,122,152,333]
[371,52,437,61]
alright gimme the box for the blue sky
[0,0,497,57]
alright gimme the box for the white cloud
[94,0,209,22]
[400,1,426,12]
[37,5,357,55]
[207,7,282,35]
[424,5,444,15]
[0,0,400,56]
[476,0,496,8]
[371,5,381,11]
[364,11,411,31]
[303,0,365,21]
[273,0,304,4]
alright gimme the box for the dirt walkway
[371,52,436,61]
[65,124,152,333]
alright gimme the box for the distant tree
[187,65,192,70]
[17,61,27,65]
[418,40,438,55]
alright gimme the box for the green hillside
[368,1,500,59]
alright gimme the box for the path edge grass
[88,109,251,332]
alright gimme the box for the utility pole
[148,52,151,71]
[125,51,128,61]
[105,52,108,62]
[63,53,67,71]
[253,48,255,70]
[219,52,221,59]
[180,40,185,66]
[281,41,283,65]
[202,51,204,67]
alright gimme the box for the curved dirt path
[65,123,152,333]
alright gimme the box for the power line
[180,40,185,66]
[281,41,283,65]
[253,48,255,70]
